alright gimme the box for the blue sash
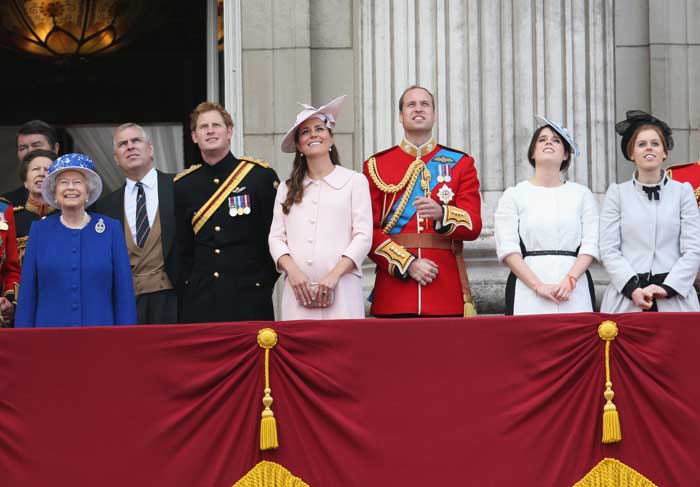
[387,148,463,235]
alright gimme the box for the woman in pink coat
[269,95,372,320]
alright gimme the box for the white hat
[280,95,346,153]
[41,153,103,208]
[534,115,580,158]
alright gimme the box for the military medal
[242,194,251,215]
[437,163,452,183]
[228,196,238,217]
[437,183,455,204]
[95,218,106,234]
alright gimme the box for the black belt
[523,250,578,257]
[636,272,669,287]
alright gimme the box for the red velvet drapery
[1,313,698,486]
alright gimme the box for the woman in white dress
[495,116,599,315]
[599,111,700,313]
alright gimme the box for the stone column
[359,0,616,313]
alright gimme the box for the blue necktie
[135,182,150,247]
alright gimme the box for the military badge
[95,218,106,234]
[0,212,7,231]
[437,163,452,183]
[231,186,246,194]
[228,194,251,217]
[437,184,455,204]
[433,155,454,164]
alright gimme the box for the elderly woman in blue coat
[15,153,137,327]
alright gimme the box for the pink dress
[268,166,372,320]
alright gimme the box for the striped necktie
[135,182,150,247]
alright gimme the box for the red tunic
[0,203,21,302]
[667,161,700,206]
[363,138,482,316]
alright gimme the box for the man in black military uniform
[175,101,280,323]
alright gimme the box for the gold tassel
[257,328,279,451]
[464,295,477,317]
[598,321,621,444]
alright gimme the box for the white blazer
[599,174,700,312]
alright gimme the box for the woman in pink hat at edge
[268,95,372,320]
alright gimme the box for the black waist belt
[637,272,669,287]
[523,250,578,257]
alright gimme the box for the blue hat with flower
[535,115,580,158]
[41,153,103,208]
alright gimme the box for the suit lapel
[157,170,175,257]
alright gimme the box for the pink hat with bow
[280,95,346,153]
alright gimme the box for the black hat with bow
[615,110,674,161]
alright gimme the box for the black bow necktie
[642,185,660,201]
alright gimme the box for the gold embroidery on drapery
[232,461,309,487]
[598,320,621,443]
[257,328,279,450]
[572,458,658,487]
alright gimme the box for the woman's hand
[552,275,575,301]
[317,271,342,307]
[286,266,315,306]
[631,287,654,310]
[644,284,668,300]
[534,284,561,304]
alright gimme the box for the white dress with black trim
[495,180,599,315]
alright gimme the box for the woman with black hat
[599,111,700,313]
[495,116,599,315]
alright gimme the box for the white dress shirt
[124,167,158,244]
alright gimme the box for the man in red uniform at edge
[0,198,21,327]
[363,85,482,317]
[666,127,700,296]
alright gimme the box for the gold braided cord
[232,461,310,487]
[367,157,425,193]
[572,458,658,487]
[381,161,425,233]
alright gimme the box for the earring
[329,147,332,152]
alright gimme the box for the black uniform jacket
[93,169,180,289]
[174,152,280,323]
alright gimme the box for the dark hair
[398,85,435,112]
[281,129,341,214]
[16,120,58,148]
[20,149,58,184]
[624,124,669,161]
[527,125,572,172]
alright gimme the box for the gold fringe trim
[173,163,201,182]
[240,155,270,168]
[572,458,658,487]
[598,321,621,444]
[257,328,279,451]
[232,461,310,487]
[464,295,477,317]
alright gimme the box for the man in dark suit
[2,120,60,206]
[93,123,179,324]
[174,102,279,323]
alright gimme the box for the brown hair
[189,101,234,131]
[281,129,341,214]
[20,149,57,183]
[624,124,669,160]
[527,125,572,172]
[398,85,435,112]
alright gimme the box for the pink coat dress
[269,166,372,320]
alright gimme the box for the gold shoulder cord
[367,157,426,234]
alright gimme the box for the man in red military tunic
[363,85,482,317]
[667,128,700,295]
[0,198,21,327]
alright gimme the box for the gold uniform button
[214,226,221,232]
[213,178,220,184]
[213,272,220,278]
[214,249,221,255]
